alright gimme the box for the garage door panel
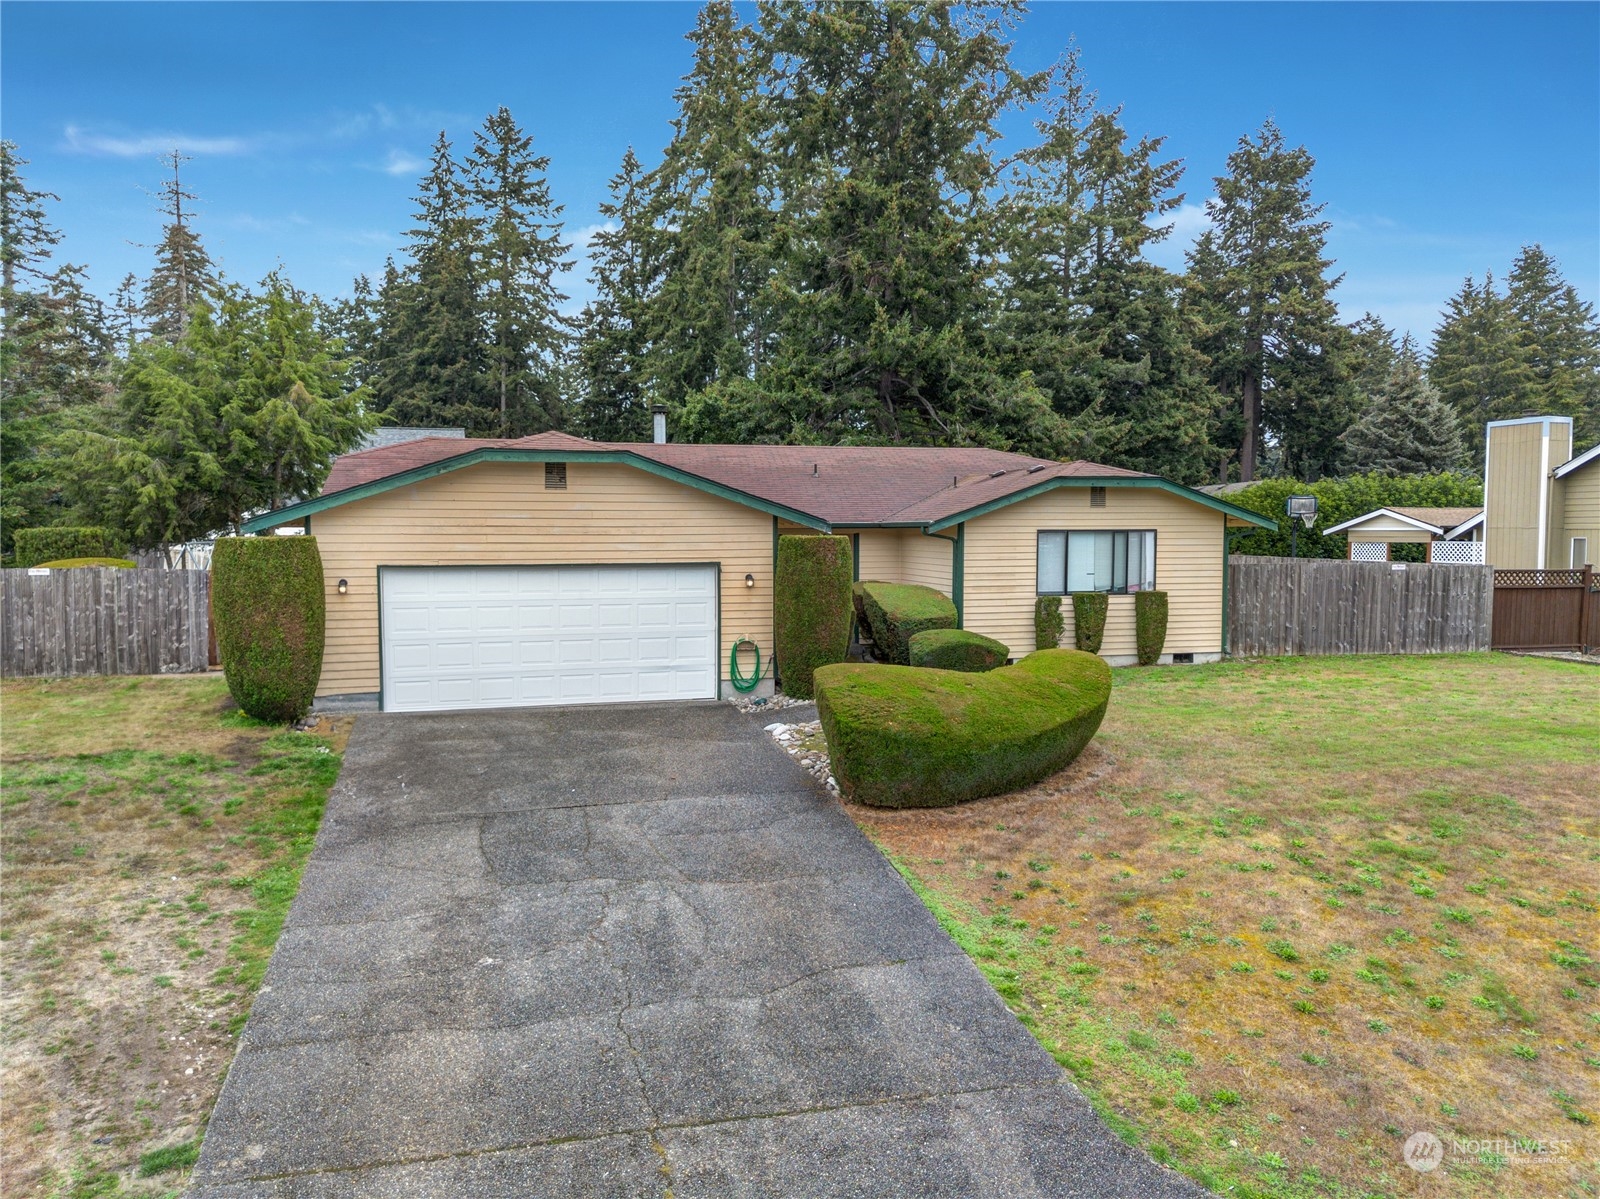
[382,565,718,713]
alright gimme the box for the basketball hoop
[1286,495,1318,559]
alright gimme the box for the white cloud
[1161,202,1213,241]
[381,148,427,177]
[63,124,252,157]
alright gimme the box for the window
[545,462,567,490]
[1037,530,1156,595]
[1575,537,1591,568]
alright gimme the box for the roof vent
[990,469,1007,479]
[1090,485,1107,508]
[813,463,819,477]
[1027,464,1047,474]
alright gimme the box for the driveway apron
[191,703,1198,1198]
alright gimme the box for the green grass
[854,653,1599,1199]
[1,677,346,1197]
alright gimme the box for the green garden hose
[729,637,770,693]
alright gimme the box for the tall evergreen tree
[994,48,1219,481]
[1340,335,1466,475]
[1427,272,1533,465]
[467,107,573,434]
[367,134,493,432]
[63,273,372,546]
[576,148,662,441]
[1506,245,1600,446]
[1347,312,1398,402]
[142,151,217,341]
[1185,119,1353,480]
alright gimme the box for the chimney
[652,405,667,445]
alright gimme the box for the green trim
[244,448,833,534]
[924,476,1278,534]
[851,534,860,582]
[919,526,963,627]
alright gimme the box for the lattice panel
[1350,542,1389,562]
[1429,541,1485,565]
[1494,569,1585,588]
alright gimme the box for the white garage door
[380,565,718,712]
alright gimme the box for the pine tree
[467,107,572,435]
[1427,272,1533,465]
[751,0,1066,452]
[111,272,146,354]
[142,151,217,341]
[995,48,1219,480]
[1506,245,1600,446]
[1,140,62,307]
[62,273,373,546]
[1340,335,1466,475]
[367,134,493,432]
[1185,120,1353,480]
[1347,312,1398,401]
[576,148,662,441]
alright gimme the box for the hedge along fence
[852,581,957,665]
[1134,590,1168,665]
[212,536,326,722]
[773,534,854,699]
[12,527,123,568]
[1071,593,1108,654]
[816,649,1111,808]
[908,628,1009,673]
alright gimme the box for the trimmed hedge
[13,527,121,568]
[1135,590,1169,665]
[774,534,854,699]
[908,628,1008,673]
[852,581,957,665]
[1034,596,1064,651]
[212,536,326,722]
[815,649,1111,808]
[36,558,136,569]
[1071,592,1108,654]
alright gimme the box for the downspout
[920,524,964,628]
[1537,420,1551,570]
[1222,520,1236,657]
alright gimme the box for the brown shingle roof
[319,430,1157,527]
[1389,507,1483,532]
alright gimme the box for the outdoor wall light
[337,579,349,595]
[744,573,755,588]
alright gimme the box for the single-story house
[243,430,1275,712]
[1324,507,1484,563]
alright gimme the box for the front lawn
[0,676,347,1198]
[853,654,1599,1198]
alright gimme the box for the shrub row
[1071,593,1108,653]
[908,628,1008,673]
[1135,590,1168,665]
[815,649,1112,808]
[852,581,956,665]
[212,536,326,722]
[1036,590,1169,664]
[773,534,853,699]
[35,558,136,569]
[1034,595,1064,651]
[12,527,122,568]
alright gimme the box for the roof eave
[1323,508,1444,537]
[241,448,834,534]
[922,475,1278,533]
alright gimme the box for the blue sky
[3,2,1596,342]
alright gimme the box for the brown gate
[1491,567,1598,652]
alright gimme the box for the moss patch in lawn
[851,653,1599,1199]
[1,675,349,1197]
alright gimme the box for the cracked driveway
[191,703,1198,1198]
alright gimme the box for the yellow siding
[1557,462,1600,567]
[1486,420,1567,569]
[902,532,954,594]
[853,529,904,581]
[307,461,773,697]
[962,489,1224,658]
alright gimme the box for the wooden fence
[1491,568,1598,653]
[0,567,212,677]
[1228,555,1493,657]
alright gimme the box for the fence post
[1581,565,1595,655]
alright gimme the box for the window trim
[1036,529,1158,596]
[1574,536,1590,569]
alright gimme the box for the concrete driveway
[191,703,1198,1198]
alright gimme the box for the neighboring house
[1327,417,1598,569]
[1324,507,1484,563]
[244,429,1274,712]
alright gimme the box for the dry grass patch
[1,676,349,1198]
[853,654,1599,1198]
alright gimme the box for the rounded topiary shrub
[35,557,136,569]
[1135,589,1169,666]
[853,581,957,665]
[773,534,854,699]
[815,649,1111,808]
[12,526,121,568]
[908,628,1009,673]
[1034,595,1064,651]
[212,536,326,722]
[1071,592,1108,654]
